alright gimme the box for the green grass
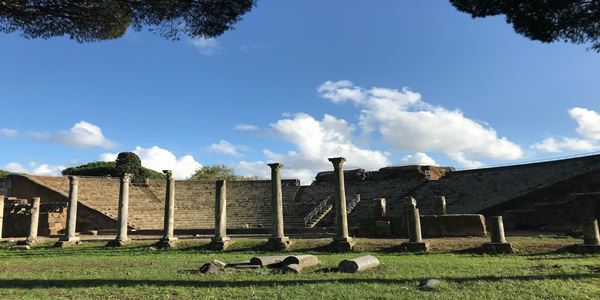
[0,237,598,299]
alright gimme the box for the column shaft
[583,218,600,246]
[28,197,40,240]
[65,176,78,240]
[215,180,227,239]
[116,174,130,241]
[408,206,423,243]
[0,195,4,239]
[490,216,507,243]
[270,164,285,238]
[163,171,175,240]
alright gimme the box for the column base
[105,238,131,247]
[266,237,293,251]
[400,241,430,252]
[54,236,81,248]
[479,242,515,254]
[209,237,233,251]
[16,238,37,246]
[328,237,355,252]
[153,237,178,249]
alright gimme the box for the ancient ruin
[0,154,599,245]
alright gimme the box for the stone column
[0,195,4,240]
[19,197,40,246]
[400,197,429,252]
[155,170,177,248]
[210,180,233,250]
[435,196,447,215]
[267,163,292,251]
[583,218,600,246]
[374,198,386,218]
[481,216,514,253]
[107,174,131,247]
[327,157,355,252]
[56,176,80,247]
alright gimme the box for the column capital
[162,170,173,180]
[268,162,283,170]
[121,173,132,182]
[68,176,78,184]
[328,157,346,168]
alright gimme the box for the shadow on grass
[1,273,599,289]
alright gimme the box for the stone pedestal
[435,196,447,215]
[266,236,292,251]
[0,195,4,239]
[481,216,514,254]
[55,176,81,247]
[329,237,356,252]
[18,197,41,246]
[107,174,131,247]
[209,180,233,251]
[400,198,429,252]
[374,198,386,217]
[266,163,292,251]
[327,157,355,252]
[154,170,177,249]
[572,218,600,254]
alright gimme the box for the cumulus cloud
[237,113,391,184]
[400,152,437,166]
[234,124,259,131]
[570,107,600,140]
[31,121,116,149]
[99,146,202,180]
[3,162,64,176]
[318,80,523,168]
[191,37,220,55]
[532,107,600,153]
[208,140,243,156]
[531,137,600,153]
[3,162,27,173]
[0,128,17,137]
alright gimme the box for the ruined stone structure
[3,154,600,237]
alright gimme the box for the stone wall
[0,179,7,196]
[6,154,600,232]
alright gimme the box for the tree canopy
[0,169,11,178]
[62,153,164,182]
[189,164,256,181]
[450,0,600,51]
[0,0,256,42]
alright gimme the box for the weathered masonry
[2,154,600,236]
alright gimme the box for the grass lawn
[0,236,598,299]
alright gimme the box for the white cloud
[318,80,523,168]
[208,140,242,156]
[237,113,391,184]
[31,121,116,149]
[400,152,437,166]
[0,128,17,137]
[98,152,118,162]
[531,137,600,153]
[191,37,220,55]
[531,107,600,153]
[234,124,259,131]
[569,107,600,140]
[4,162,27,173]
[3,162,64,176]
[100,146,202,180]
[317,80,366,103]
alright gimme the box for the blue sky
[1,1,600,183]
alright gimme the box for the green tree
[451,0,600,51]
[61,160,165,180]
[189,164,256,181]
[0,169,11,178]
[0,0,255,42]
